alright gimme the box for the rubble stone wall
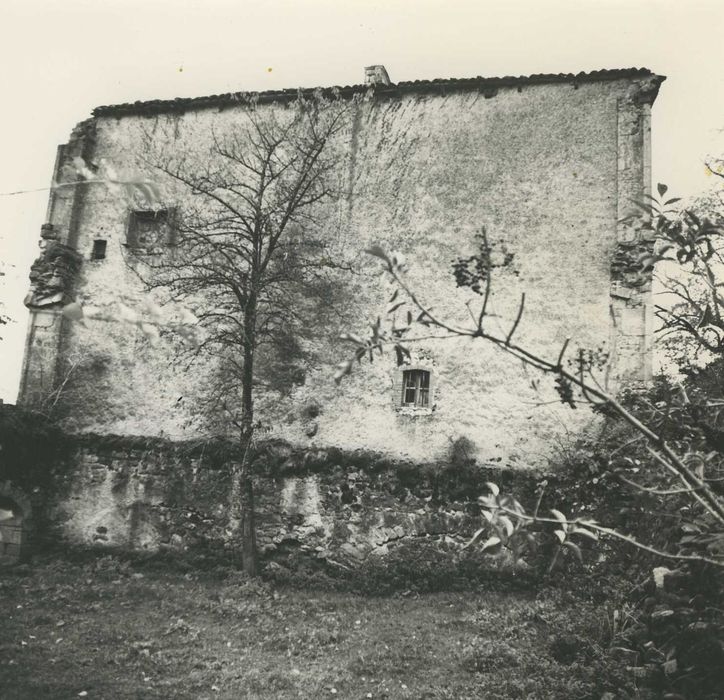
[45,438,539,566]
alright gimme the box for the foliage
[0,403,66,491]
[339,228,724,571]
[342,540,538,596]
[0,404,75,546]
[630,181,724,363]
[336,187,724,696]
[607,565,724,699]
[464,481,601,575]
[458,379,724,697]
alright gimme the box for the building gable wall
[19,73,660,468]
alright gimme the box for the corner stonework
[609,76,662,388]
[18,120,95,407]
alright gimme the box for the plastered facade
[19,69,664,469]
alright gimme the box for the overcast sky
[1,0,723,401]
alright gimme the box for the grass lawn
[0,554,622,699]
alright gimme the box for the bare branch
[505,292,526,345]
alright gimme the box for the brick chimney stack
[364,65,391,86]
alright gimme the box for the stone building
[19,66,664,467]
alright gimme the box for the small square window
[91,239,107,260]
[127,209,175,252]
[401,369,431,408]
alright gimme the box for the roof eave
[91,67,665,118]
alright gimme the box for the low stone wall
[0,413,545,568]
[6,433,538,568]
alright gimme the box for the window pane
[401,369,431,407]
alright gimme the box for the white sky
[1,0,723,401]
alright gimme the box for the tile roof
[92,68,664,118]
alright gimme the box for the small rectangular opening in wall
[127,209,175,251]
[402,369,430,407]
[91,239,107,260]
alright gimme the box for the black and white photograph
[1,1,724,698]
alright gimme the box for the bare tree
[134,96,351,575]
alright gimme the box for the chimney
[364,65,391,86]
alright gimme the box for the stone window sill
[396,405,434,417]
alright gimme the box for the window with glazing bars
[401,369,430,407]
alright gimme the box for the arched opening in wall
[0,496,25,564]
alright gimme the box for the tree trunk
[238,432,258,577]
[237,286,258,575]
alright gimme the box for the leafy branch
[336,220,724,568]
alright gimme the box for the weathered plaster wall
[19,74,660,468]
[43,438,538,566]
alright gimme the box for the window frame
[90,239,107,261]
[125,208,176,253]
[392,363,435,415]
[402,368,431,408]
